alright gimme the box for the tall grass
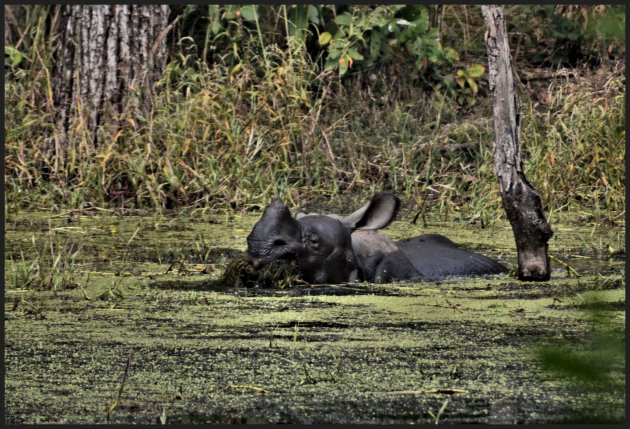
[6,237,79,291]
[4,6,625,219]
[522,71,625,214]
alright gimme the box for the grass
[6,235,80,291]
[3,6,625,221]
[521,70,625,214]
[427,398,449,424]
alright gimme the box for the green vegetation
[3,6,625,422]
[217,257,302,289]
[6,234,79,291]
[3,5,625,219]
[4,210,624,423]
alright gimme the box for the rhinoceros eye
[273,239,287,246]
[307,235,320,248]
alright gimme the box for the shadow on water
[167,413,280,424]
[149,278,406,296]
[537,301,625,424]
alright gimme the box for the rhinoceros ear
[343,192,401,231]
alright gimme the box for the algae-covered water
[4,208,625,424]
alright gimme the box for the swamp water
[4,209,625,424]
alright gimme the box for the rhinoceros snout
[245,252,264,269]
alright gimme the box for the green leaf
[307,5,319,24]
[413,7,429,33]
[5,46,23,66]
[327,46,341,60]
[319,32,333,46]
[207,5,219,16]
[223,10,236,20]
[211,19,222,35]
[444,47,460,63]
[335,13,352,27]
[368,6,391,27]
[347,47,364,61]
[466,64,485,78]
[467,78,478,94]
[208,5,223,34]
[239,5,257,21]
[324,58,338,72]
[229,62,242,77]
[456,76,466,89]
[339,57,349,76]
[223,4,238,20]
[330,37,347,49]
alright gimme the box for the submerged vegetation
[217,256,302,289]
[3,5,625,219]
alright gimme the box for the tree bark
[481,5,554,281]
[52,5,170,156]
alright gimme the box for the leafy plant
[318,9,368,76]
[317,5,459,78]
[5,46,26,67]
[438,63,486,107]
[507,5,625,66]
[3,4,625,219]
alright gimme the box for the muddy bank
[4,210,625,423]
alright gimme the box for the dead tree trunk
[52,5,170,157]
[481,5,554,281]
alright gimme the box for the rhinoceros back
[396,234,507,280]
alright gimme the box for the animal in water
[245,192,507,284]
